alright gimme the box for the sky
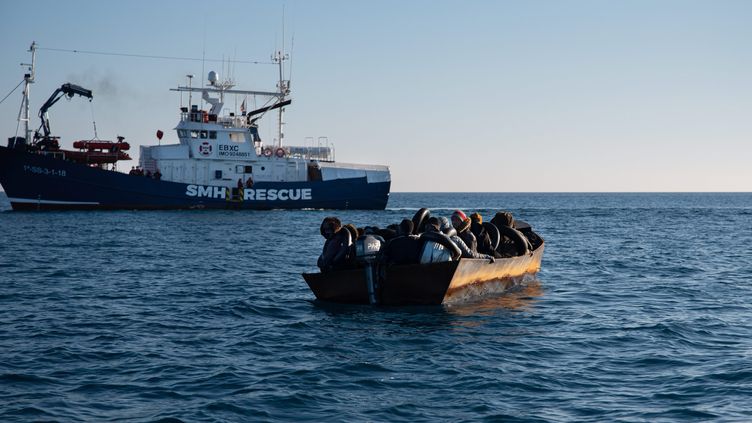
[1,0,750,192]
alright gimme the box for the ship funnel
[208,71,218,86]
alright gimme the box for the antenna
[289,34,295,82]
[232,47,237,83]
[186,74,194,109]
[15,41,37,144]
[272,49,289,148]
[282,5,285,61]
[201,15,207,112]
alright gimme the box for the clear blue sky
[1,0,750,191]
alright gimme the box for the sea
[1,192,751,422]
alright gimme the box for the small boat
[304,245,544,306]
[303,215,545,306]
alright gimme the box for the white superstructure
[139,52,389,188]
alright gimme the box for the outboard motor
[355,235,384,305]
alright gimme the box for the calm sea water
[1,192,751,422]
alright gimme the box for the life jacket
[418,231,461,263]
[383,235,422,265]
[419,240,453,264]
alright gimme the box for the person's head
[320,217,342,239]
[399,219,414,236]
[492,211,514,228]
[470,212,482,225]
[424,216,441,232]
[438,216,452,233]
[364,226,378,235]
[451,210,471,233]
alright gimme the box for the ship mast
[272,49,289,149]
[17,42,36,144]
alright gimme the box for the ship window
[244,165,253,173]
[200,130,208,139]
[215,170,222,179]
[229,133,244,143]
[209,131,217,139]
[190,130,199,139]
[178,129,187,137]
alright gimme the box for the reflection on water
[444,280,544,317]
[308,279,544,333]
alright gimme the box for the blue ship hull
[0,146,390,210]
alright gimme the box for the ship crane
[35,83,93,145]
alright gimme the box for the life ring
[442,227,457,238]
[482,222,500,251]
[275,147,286,158]
[494,224,530,256]
[262,147,273,157]
[411,208,430,235]
[419,231,461,260]
[332,229,352,265]
[343,224,358,243]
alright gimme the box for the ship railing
[179,112,248,129]
[286,145,335,162]
[290,137,335,162]
[216,116,247,129]
[179,111,221,124]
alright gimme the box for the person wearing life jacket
[382,225,422,265]
[451,210,478,253]
[398,219,414,236]
[317,217,353,272]
[418,217,455,264]
[491,211,531,257]
[375,225,399,241]
[439,217,494,261]
[342,223,361,266]
[343,223,359,243]
[492,211,517,257]
[469,212,501,258]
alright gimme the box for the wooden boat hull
[303,243,544,306]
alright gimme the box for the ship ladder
[226,187,243,203]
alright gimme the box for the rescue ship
[0,43,391,210]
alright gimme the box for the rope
[0,80,24,105]
[37,46,275,65]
